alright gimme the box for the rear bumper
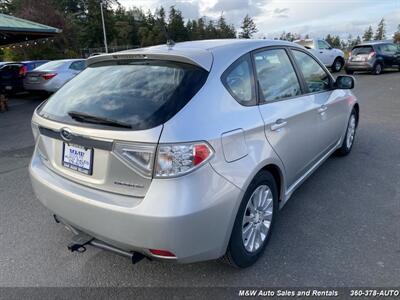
[344,61,374,71]
[29,149,242,263]
[23,82,56,93]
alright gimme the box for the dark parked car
[0,60,48,94]
[345,41,400,75]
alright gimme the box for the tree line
[0,0,399,61]
[278,18,400,52]
[0,0,257,60]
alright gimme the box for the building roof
[0,13,61,46]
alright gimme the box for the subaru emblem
[60,128,73,142]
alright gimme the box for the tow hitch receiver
[67,232,93,253]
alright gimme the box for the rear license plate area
[62,143,93,175]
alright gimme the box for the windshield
[39,60,208,130]
[352,46,373,55]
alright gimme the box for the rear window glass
[39,60,208,130]
[352,46,373,55]
[35,61,66,70]
[295,40,314,49]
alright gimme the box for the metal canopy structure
[0,13,61,46]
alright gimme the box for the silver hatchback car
[30,39,359,268]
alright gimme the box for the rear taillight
[42,73,57,80]
[113,142,156,178]
[19,66,28,77]
[155,142,213,178]
[367,52,376,60]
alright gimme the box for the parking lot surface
[0,72,399,287]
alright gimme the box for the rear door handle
[270,119,287,131]
[318,105,328,113]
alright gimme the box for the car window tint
[253,49,301,103]
[222,55,255,105]
[292,50,331,93]
[318,40,330,49]
[35,61,66,71]
[70,61,85,71]
[352,46,373,55]
[381,44,397,54]
[39,60,208,130]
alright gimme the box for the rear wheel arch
[353,103,360,127]
[259,164,284,203]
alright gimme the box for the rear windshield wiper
[68,111,132,129]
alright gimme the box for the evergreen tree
[363,25,374,41]
[325,34,333,45]
[331,35,341,48]
[355,35,362,45]
[205,20,218,39]
[239,14,257,39]
[216,14,236,38]
[167,6,188,42]
[374,18,386,40]
[394,24,400,44]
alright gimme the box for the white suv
[294,39,345,72]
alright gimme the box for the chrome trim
[39,126,113,151]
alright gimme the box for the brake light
[367,52,376,60]
[42,73,57,80]
[19,66,28,77]
[149,249,176,257]
[155,142,213,178]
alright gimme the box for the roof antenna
[157,16,175,49]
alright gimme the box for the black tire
[372,63,383,75]
[222,170,278,268]
[336,109,357,156]
[331,57,344,73]
[345,69,354,75]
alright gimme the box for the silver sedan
[24,59,86,93]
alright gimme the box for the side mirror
[335,75,355,89]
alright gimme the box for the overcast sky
[118,0,400,39]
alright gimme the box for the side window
[318,40,330,49]
[292,50,331,93]
[222,54,255,105]
[381,44,397,55]
[253,48,301,103]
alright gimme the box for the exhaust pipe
[55,214,147,264]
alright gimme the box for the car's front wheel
[336,109,357,156]
[222,170,278,268]
[331,57,344,72]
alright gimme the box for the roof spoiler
[86,52,211,71]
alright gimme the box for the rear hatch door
[350,46,373,62]
[33,55,209,198]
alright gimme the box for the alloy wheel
[242,185,273,253]
[334,60,342,72]
[346,114,356,149]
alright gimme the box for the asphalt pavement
[0,71,399,287]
